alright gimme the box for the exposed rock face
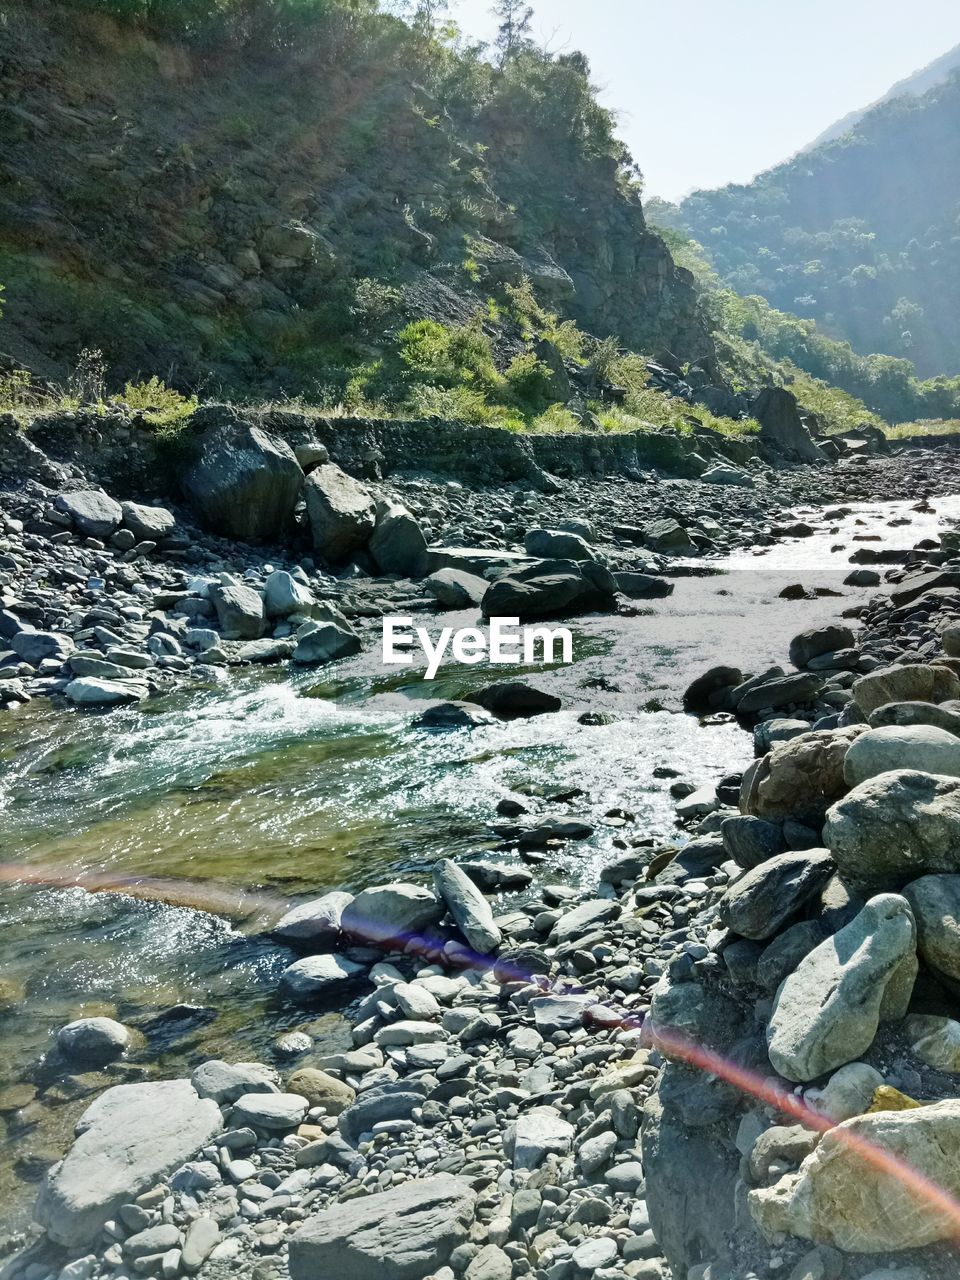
[852,663,960,716]
[182,417,304,541]
[766,894,917,1083]
[901,873,960,982]
[34,1080,222,1247]
[740,727,861,827]
[749,1101,960,1252]
[304,464,376,562]
[843,724,960,786]
[288,1175,476,1280]
[753,388,824,462]
[824,769,960,888]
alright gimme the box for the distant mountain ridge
[803,40,960,151]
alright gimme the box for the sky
[453,0,960,202]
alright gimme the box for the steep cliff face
[0,1,707,395]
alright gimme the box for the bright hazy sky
[453,0,960,201]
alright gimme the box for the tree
[492,0,533,63]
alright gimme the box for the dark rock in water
[789,624,856,669]
[518,818,594,848]
[735,671,824,714]
[182,411,304,541]
[682,665,743,712]
[753,387,824,463]
[614,571,674,598]
[481,559,616,621]
[468,680,561,717]
[414,700,496,729]
[720,815,787,869]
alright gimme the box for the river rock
[57,1017,130,1063]
[210,579,267,640]
[12,630,74,665]
[34,1080,222,1247]
[182,416,304,540]
[286,1068,356,1114]
[614,571,674,598]
[701,462,754,487]
[753,387,824,462]
[824,769,960,888]
[289,1174,476,1280]
[55,489,123,538]
[341,883,443,946]
[274,890,353,946]
[506,1106,575,1169]
[843,724,960,786]
[868,699,960,735]
[789,625,856,669]
[905,1014,960,1071]
[370,500,428,576]
[719,850,835,940]
[641,517,696,553]
[805,1062,885,1123]
[280,954,367,999]
[338,1082,426,1142]
[720,815,787,869]
[64,677,148,706]
[481,559,616,621]
[121,501,176,541]
[433,859,502,954]
[766,894,917,1083]
[740,727,861,826]
[468,680,561,717]
[180,1218,220,1274]
[423,568,489,609]
[735,671,824,714]
[901,873,960,981]
[292,621,361,665]
[263,570,314,619]
[231,1092,308,1130]
[852,663,960,716]
[191,1060,279,1106]
[304,463,376,562]
[683,665,743,712]
[414,700,495,728]
[749,1100,960,1251]
[524,528,595,561]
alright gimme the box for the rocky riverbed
[3,414,960,1280]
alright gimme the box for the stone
[181,1218,219,1274]
[701,463,754,487]
[274,891,353,946]
[423,568,489,609]
[55,490,123,538]
[756,920,828,994]
[805,1062,885,1123]
[481,559,617,622]
[736,672,824,714]
[719,850,835,940]
[740,728,861,827]
[292,621,361,666]
[280,954,367,999]
[789,626,856,669]
[338,1082,425,1142]
[263,570,314,619]
[825,769,960,888]
[370,501,428,576]
[468,680,561,717]
[124,1224,180,1258]
[304,464,376,562]
[231,1092,308,1130]
[64,677,148,706]
[34,1080,222,1247]
[683,665,742,712]
[465,1243,512,1280]
[506,1107,575,1169]
[433,859,502,954]
[210,580,266,640]
[57,1018,130,1063]
[340,883,443,947]
[414,701,495,729]
[191,1060,278,1106]
[524,528,595,561]
[289,1174,475,1280]
[753,387,824,462]
[905,1014,960,1070]
[641,517,696,553]
[614,571,674,598]
[12,630,74,665]
[868,699,960,735]
[182,415,304,541]
[767,894,917,1083]
[286,1068,356,1114]
[902,873,960,981]
[853,663,960,716]
[121,502,176,541]
[748,1100,960,1251]
[720,815,787,869]
[843,724,960,786]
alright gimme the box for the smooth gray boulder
[423,568,489,610]
[340,883,443,946]
[843,724,960,786]
[289,1174,476,1280]
[292,621,361,666]
[433,859,502,955]
[824,769,960,888]
[735,672,824,714]
[263,570,314,619]
[191,1059,279,1106]
[767,894,917,1083]
[64,677,148,706]
[506,1107,575,1170]
[231,1092,308,1130]
[369,501,428,576]
[902,873,960,982]
[853,664,960,716]
[274,890,353,947]
[55,489,123,538]
[701,463,754,487]
[280,953,366,1000]
[868,699,960,735]
[210,579,266,640]
[481,559,616,621]
[524,528,596,561]
[182,418,304,541]
[720,815,787,869]
[641,517,696,553]
[181,1217,220,1274]
[121,501,176,541]
[304,463,375,562]
[718,849,835,940]
[57,1017,130,1063]
[12,630,74,665]
[34,1080,221,1247]
[789,625,855,669]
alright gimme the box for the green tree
[492,0,533,63]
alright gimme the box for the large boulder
[789,625,855,669]
[683,665,743,713]
[121,501,176,541]
[481,560,616,621]
[766,894,917,1083]
[57,1017,130,1064]
[274,890,353,947]
[523,528,596,561]
[182,417,304,541]
[340,883,443,947]
[12,630,74,665]
[467,680,561,718]
[292,621,361,666]
[34,1080,222,1247]
[433,859,502,955]
[264,570,314,619]
[753,387,824,463]
[55,489,123,538]
[64,677,148,706]
[740,727,862,827]
[902,874,960,983]
[824,769,960,888]
[843,724,960,787]
[423,568,489,610]
[852,664,960,717]
[641,517,696,554]
[289,1175,476,1280]
[749,1101,960,1251]
[280,953,367,1000]
[735,672,824,714]
[868,700,960,735]
[369,501,428,577]
[210,579,267,640]
[718,850,835,940]
[304,464,376,562]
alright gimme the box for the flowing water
[0,494,957,1234]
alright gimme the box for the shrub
[112,376,198,430]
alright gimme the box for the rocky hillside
[0,0,704,398]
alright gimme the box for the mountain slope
[677,67,960,378]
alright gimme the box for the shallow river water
[0,493,958,1232]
